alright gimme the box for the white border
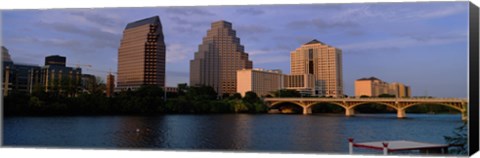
[0,0,478,158]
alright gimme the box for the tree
[272,89,301,97]
[186,85,217,100]
[221,93,230,99]
[444,123,468,155]
[177,83,188,96]
[229,93,242,100]
[378,94,395,98]
[243,91,260,104]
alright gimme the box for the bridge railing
[263,97,468,102]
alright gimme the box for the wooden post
[348,138,354,154]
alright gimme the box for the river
[3,113,464,155]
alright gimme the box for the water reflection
[3,114,463,154]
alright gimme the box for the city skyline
[1,2,469,97]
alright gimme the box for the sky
[1,1,470,98]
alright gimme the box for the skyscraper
[117,16,166,91]
[190,20,252,95]
[290,39,343,97]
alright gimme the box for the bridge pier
[397,109,406,119]
[303,107,312,115]
[345,108,355,117]
[461,110,468,121]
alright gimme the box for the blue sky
[1,2,469,97]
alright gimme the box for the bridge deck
[353,140,449,152]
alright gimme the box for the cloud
[36,21,121,50]
[339,33,467,53]
[165,7,215,16]
[11,37,88,53]
[167,70,189,77]
[68,10,124,28]
[251,55,289,64]
[166,43,193,63]
[235,8,265,15]
[235,25,272,35]
[167,16,211,34]
[287,18,358,31]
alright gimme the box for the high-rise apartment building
[190,20,252,95]
[290,39,343,97]
[117,16,166,91]
[355,77,411,97]
[236,68,284,97]
[106,73,115,97]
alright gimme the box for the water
[3,114,464,154]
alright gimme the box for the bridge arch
[349,102,398,111]
[268,101,306,109]
[402,103,465,112]
[306,102,347,110]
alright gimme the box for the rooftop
[357,76,382,81]
[125,16,160,29]
[304,39,325,45]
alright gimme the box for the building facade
[2,46,14,96]
[40,57,82,94]
[283,74,316,96]
[389,82,411,98]
[190,20,252,95]
[106,73,115,97]
[81,74,96,93]
[117,16,166,91]
[2,49,82,95]
[236,68,284,97]
[13,64,41,94]
[355,77,411,97]
[45,55,66,67]
[290,39,343,97]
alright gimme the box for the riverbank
[3,85,460,117]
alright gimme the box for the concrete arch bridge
[264,98,468,121]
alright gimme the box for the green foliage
[272,89,301,97]
[186,85,217,100]
[378,94,396,98]
[405,104,460,114]
[229,93,242,100]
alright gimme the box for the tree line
[3,83,459,116]
[3,84,268,116]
